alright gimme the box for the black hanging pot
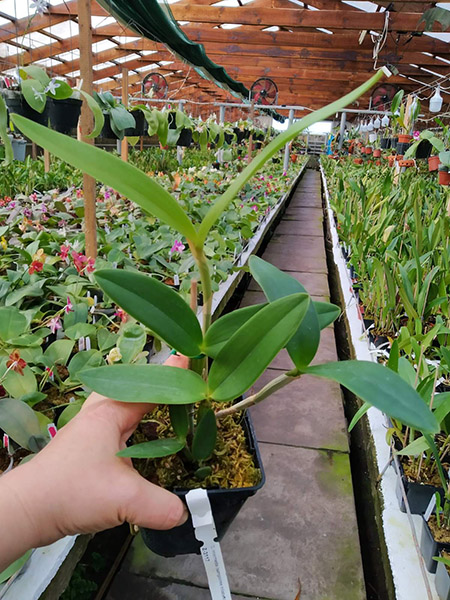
[380,137,390,149]
[389,137,398,149]
[140,412,265,557]
[124,110,147,137]
[176,128,192,147]
[421,516,450,573]
[49,97,82,135]
[4,90,50,127]
[99,114,117,139]
[234,127,246,144]
[415,139,432,159]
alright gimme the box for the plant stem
[188,241,213,333]
[215,370,300,420]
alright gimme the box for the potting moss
[132,404,261,490]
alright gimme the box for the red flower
[86,257,96,273]
[28,260,44,275]
[6,351,27,376]
[59,244,70,260]
[71,250,87,274]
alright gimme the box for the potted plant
[434,552,450,600]
[94,92,136,140]
[404,130,445,170]
[422,490,450,573]
[390,90,421,154]
[8,71,438,557]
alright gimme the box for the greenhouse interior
[0,1,449,599]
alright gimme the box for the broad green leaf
[0,398,41,450]
[19,65,50,86]
[0,96,13,164]
[0,307,28,342]
[65,323,96,340]
[3,366,37,399]
[313,301,340,329]
[48,81,73,100]
[387,339,399,373]
[21,79,46,113]
[79,90,105,138]
[396,436,429,456]
[19,391,46,407]
[57,400,84,428]
[118,323,147,363]
[0,550,33,584]
[192,409,217,461]
[249,256,319,368]
[97,328,118,352]
[117,437,185,459]
[68,349,103,382]
[43,340,75,366]
[306,360,439,433]
[80,364,207,405]
[203,303,267,358]
[10,115,198,242]
[169,404,190,439]
[198,70,386,242]
[209,293,309,402]
[95,269,203,357]
[432,393,450,428]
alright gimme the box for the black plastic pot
[124,110,147,137]
[380,137,391,149]
[415,139,432,159]
[100,114,117,139]
[140,412,265,557]
[4,91,50,127]
[390,137,398,149]
[49,97,82,135]
[420,516,450,573]
[234,128,246,144]
[177,128,193,147]
[395,466,444,515]
[396,141,411,154]
[224,132,234,144]
[436,555,450,600]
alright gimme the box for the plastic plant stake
[186,489,232,600]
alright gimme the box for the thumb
[124,471,189,531]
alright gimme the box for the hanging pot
[396,141,411,155]
[420,516,450,573]
[415,139,432,159]
[177,128,193,147]
[389,137,398,149]
[353,158,363,165]
[49,97,82,135]
[139,413,265,557]
[429,156,441,172]
[398,159,415,168]
[3,90,50,127]
[380,137,390,149]
[124,110,147,137]
[100,114,117,139]
[373,149,382,158]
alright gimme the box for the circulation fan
[250,78,278,105]
[142,72,169,99]
[371,84,398,111]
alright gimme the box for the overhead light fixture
[429,86,443,113]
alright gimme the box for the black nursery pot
[390,137,398,149]
[177,128,192,147]
[415,139,432,159]
[380,137,391,149]
[100,114,117,139]
[49,98,82,135]
[124,110,147,137]
[396,141,411,154]
[4,91,50,127]
[420,516,450,573]
[140,413,265,557]
[395,465,444,515]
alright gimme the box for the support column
[44,148,50,172]
[338,112,347,150]
[121,68,129,162]
[247,101,255,164]
[78,0,97,259]
[283,109,294,172]
[218,104,225,164]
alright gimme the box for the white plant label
[424,494,436,522]
[2,433,9,453]
[174,274,180,286]
[185,489,232,600]
[47,424,58,439]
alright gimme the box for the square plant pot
[420,516,450,573]
[395,466,444,515]
[436,555,450,600]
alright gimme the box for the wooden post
[44,149,51,172]
[78,0,97,259]
[31,142,37,160]
[121,68,129,162]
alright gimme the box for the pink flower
[64,297,74,314]
[413,130,420,140]
[251,204,258,212]
[115,308,128,323]
[60,245,70,261]
[30,193,38,202]
[48,315,62,334]
[71,251,87,273]
[170,240,185,254]
[45,366,54,378]
[86,257,95,273]
[76,189,83,199]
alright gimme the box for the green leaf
[118,323,147,363]
[48,81,73,100]
[68,350,104,382]
[65,323,96,340]
[19,66,51,87]
[209,293,309,402]
[387,339,399,373]
[80,364,207,405]
[3,366,37,399]
[0,96,13,164]
[313,301,340,329]
[97,328,118,352]
[306,360,439,433]
[117,437,185,459]
[0,398,41,450]
[0,550,33,584]
[57,400,83,428]
[198,70,386,242]
[203,303,267,358]
[95,269,203,357]
[192,409,217,461]
[79,90,105,138]
[43,339,75,366]
[10,115,198,242]
[396,436,429,456]
[348,401,370,432]
[21,79,47,114]
[169,404,190,439]
[0,307,28,342]
[249,256,319,368]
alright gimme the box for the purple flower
[104,191,111,200]
[30,193,38,202]
[251,204,258,212]
[58,219,66,227]
[64,297,74,314]
[41,214,49,222]
[8,201,15,209]
[23,208,32,218]
[41,203,47,214]
[48,316,62,334]
[170,240,186,254]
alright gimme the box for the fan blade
[253,91,261,102]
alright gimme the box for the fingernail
[177,505,189,526]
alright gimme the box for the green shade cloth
[97,0,285,122]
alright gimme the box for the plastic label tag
[47,424,58,439]
[424,494,436,522]
[2,434,9,453]
[185,489,232,600]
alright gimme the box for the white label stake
[186,489,232,600]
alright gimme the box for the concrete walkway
[106,169,365,600]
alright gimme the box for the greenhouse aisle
[105,169,365,600]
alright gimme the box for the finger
[165,353,189,369]
[125,473,189,530]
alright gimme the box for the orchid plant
[2,71,439,477]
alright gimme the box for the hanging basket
[3,90,50,127]
[49,98,82,135]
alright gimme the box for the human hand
[0,353,189,571]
